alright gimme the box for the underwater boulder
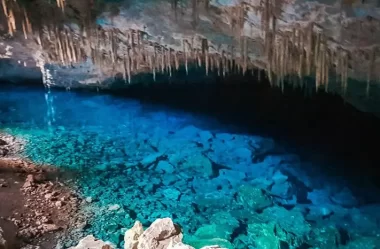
[181,154,213,177]
[259,206,312,239]
[236,186,273,212]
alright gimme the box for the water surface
[1,85,379,249]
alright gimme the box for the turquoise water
[1,85,380,249]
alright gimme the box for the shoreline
[0,133,83,249]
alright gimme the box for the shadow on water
[103,72,380,197]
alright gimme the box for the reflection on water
[1,85,379,249]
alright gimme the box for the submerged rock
[236,186,272,212]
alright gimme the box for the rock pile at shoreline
[70,218,224,249]
[0,132,25,157]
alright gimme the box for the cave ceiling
[0,0,380,115]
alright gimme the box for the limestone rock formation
[71,218,223,249]
[137,218,183,249]
[124,221,143,249]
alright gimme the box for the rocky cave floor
[1,85,380,249]
[0,134,82,249]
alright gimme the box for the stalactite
[69,35,77,63]
[243,36,248,75]
[210,54,214,72]
[22,21,27,39]
[174,51,179,71]
[222,50,226,77]
[266,32,273,86]
[275,40,280,87]
[196,49,201,67]
[64,31,72,63]
[183,40,188,75]
[159,48,164,73]
[153,47,157,81]
[217,54,221,76]
[314,32,321,68]
[229,46,234,73]
[284,36,289,87]
[324,50,330,92]
[298,31,305,87]
[321,43,326,88]
[306,23,313,76]
[168,48,172,77]
[57,0,65,12]
[126,49,131,83]
[1,0,7,18]
[8,8,15,36]
[110,30,115,66]
[205,50,209,76]
[24,8,32,33]
[56,31,64,64]
[342,51,348,96]
[365,48,375,98]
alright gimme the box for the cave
[1,0,380,249]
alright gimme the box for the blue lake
[1,85,379,249]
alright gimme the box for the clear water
[1,85,380,249]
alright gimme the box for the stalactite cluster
[0,0,378,95]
